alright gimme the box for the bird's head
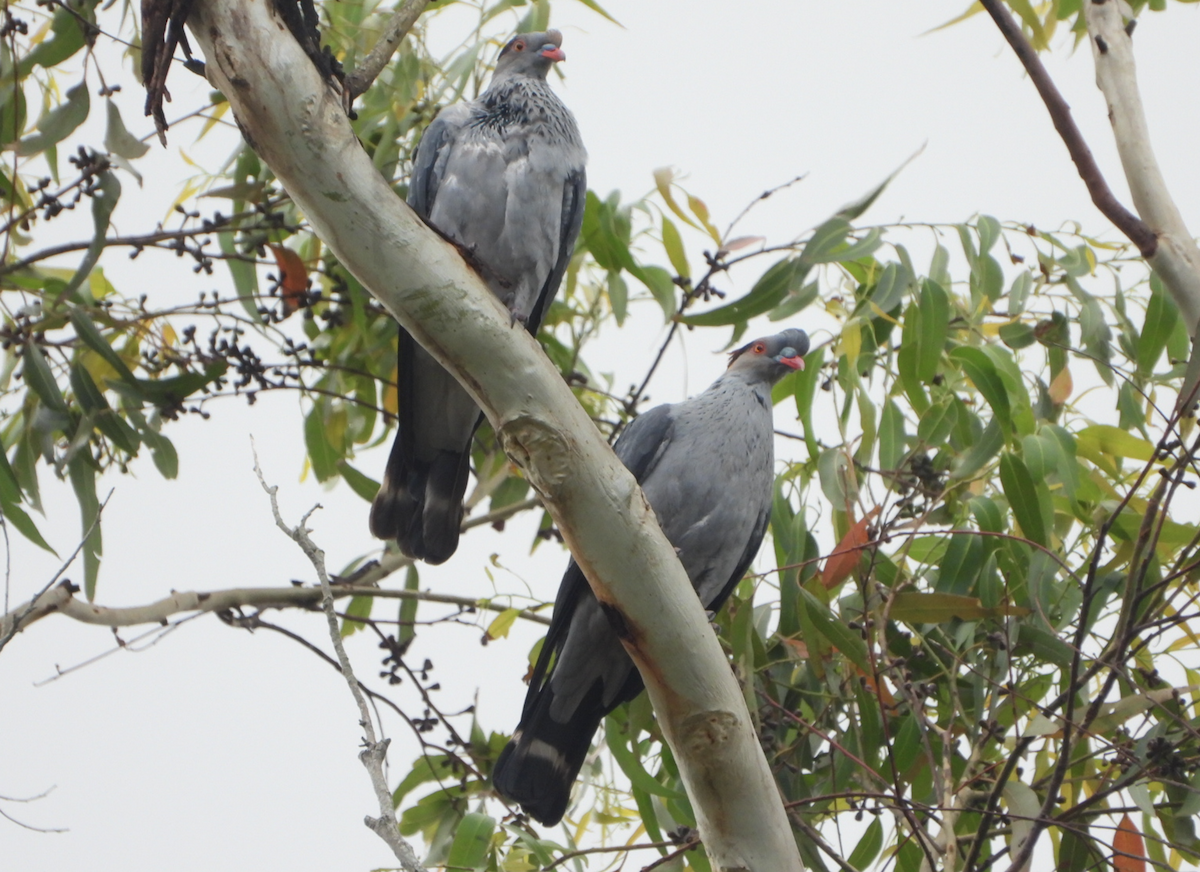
[727,329,810,384]
[496,30,567,80]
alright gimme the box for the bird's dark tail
[369,433,472,565]
[492,681,608,827]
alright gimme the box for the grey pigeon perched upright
[370,30,587,564]
[493,329,810,826]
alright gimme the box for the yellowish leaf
[1049,365,1072,404]
[652,167,700,230]
[485,607,519,641]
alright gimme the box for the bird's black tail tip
[493,733,574,827]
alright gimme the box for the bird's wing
[406,105,469,219]
[612,403,675,484]
[525,168,587,334]
[701,501,771,612]
[519,404,675,714]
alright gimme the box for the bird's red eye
[753,342,766,354]
[513,40,525,51]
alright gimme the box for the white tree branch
[1086,0,1200,334]
[0,579,550,639]
[184,0,803,868]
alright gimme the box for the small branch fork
[979,0,1200,340]
[978,0,1156,257]
[251,447,425,872]
[342,0,431,105]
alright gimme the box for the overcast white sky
[3,2,1200,870]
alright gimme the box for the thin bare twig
[978,0,1157,257]
[342,0,431,103]
[252,444,426,872]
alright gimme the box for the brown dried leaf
[1112,814,1145,872]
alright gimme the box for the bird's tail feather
[493,681,604,827]
[369,436,471,565]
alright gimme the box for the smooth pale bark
[185,1,803,868]
[1085,0,1200,336]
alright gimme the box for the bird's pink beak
[541,46,566,62]
[780,356,804,371]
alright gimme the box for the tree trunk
[184,1,804,868]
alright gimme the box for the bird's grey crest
[369,31,586,564]
[493,329,809,825]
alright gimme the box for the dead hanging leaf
[781,637,810,660]
[716,235,766,259]
[856,666,899,717]
[821,507,880,589]
[268,244,310,314]
[1112,814,1146,872]
[1049,365,1073,405]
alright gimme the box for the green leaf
[834,147,921,221]
[915,280,950,382]
[999,452,1048,547]
[605,716,686,800]
[57,170,121,306]
[950,418,1003,481]
[891,592,1029,623]
[19,1,93,76]
[1008,270,1033,315]
[999,321,1036,349]
[661,216,689,278]
[680,257,806,327]
[798,218,851,265]
[67,454,102,599]
[767,279,819,322]
[878,399,907,472]
[69,364,140,455]
[140,428,179,479]
[0,80,27,149]
[1057,827,1102,872]
[68,308,139,386]
[22,341,68,414]
[16,82,90,157]
[104,98,150,160]
[869,262,906,314]
[581,190,633,272]
[340,593,373,637]
[818,446,855,509]
[792,345,824,458]
[798,588,869,673]
[846,817,884,871]
[917,398,957,447]
[398,564,419,651]
[1075,424,1156,464]
[337,460,380,502]
[304,405,340,482]
[391,754,453,806]
[950,346,1012,433]
[0,496,56,554]
[445,812,494,872]
[1137,273,1179,376]
[607,270,628,325]
[638,264,677,321]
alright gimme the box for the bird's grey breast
[426,82,584,312]
[641,376,776,598]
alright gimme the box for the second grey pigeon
[492,329,810,826]
[370,30,587,564]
